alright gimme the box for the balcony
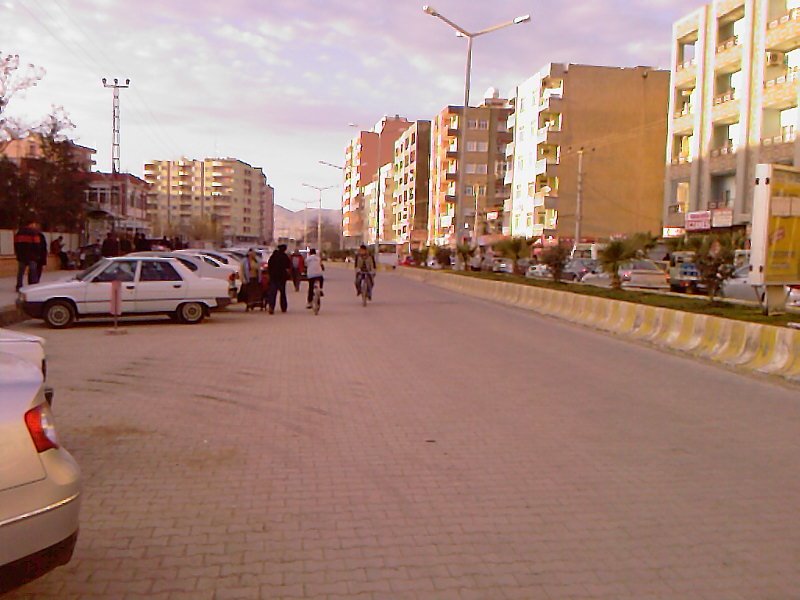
[710,141,736,157]
[507,113,516,130]
[674,59,697,89]
[540,94,563,113]
[763,67,800,109]
[762,125,796,146]
[446,145,458,159]
[505,141,515,159]
[504,168,514,185]
[535,158,559,176]
[673,105,694,133]
[670,152,692,166]
[766,8,800,52]
[536,124,562,146]
[715,36,742,74]
[711,90,740,124]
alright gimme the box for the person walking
[14,217,47,290]
[119,234,133,255]
[50,235,69,270]
[240,248,264,311]
[290,249,305,292]
[305,248,325,309]
[266,244,292,314]
[101,232,119,257]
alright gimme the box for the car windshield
[75,259,109,281]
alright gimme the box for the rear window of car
[140,261,183,282]
[176,257,198,272]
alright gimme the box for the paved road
[6,267,800,599]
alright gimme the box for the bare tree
[0,53,46,151]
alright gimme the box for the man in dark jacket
[266,244,292,314]
[101,232,119,257]
[14,218,47,290]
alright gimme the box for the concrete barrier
[396,268,800,385]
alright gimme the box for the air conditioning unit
[767,51,786,66]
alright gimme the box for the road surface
[6,267,800,599]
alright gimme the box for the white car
[129,251,239,295]
[582,260,670,290]
[0,328,52,405]
[492,257,515,274]
[526,264,551,279]
[0,353,81,593]
[17,256,232,328]
[175,249,241,269]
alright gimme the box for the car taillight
[228,273,236,282]
[24,404,60,453]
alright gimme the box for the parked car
[17,257,232,328]
[0,353,81,593]
[176,249,242,269]
[492,257,515,274]
[129,251,239,296]
[582,260,670,290]
[561,258,598,282]
[669,251,702,293]
[721,267,800,308]
[0,328,52,405]
[400,255,416,266]
[526,264,551,279]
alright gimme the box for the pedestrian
[14,217,47,290]
[101,232,119,257]
[289,249,305,292]
[266,244,292,314]
[240,249,264,311]
[50,235,69,270]
[305,248,325,309]
[119,234,133,255]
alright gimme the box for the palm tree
[540,244,571,282]
[599,240,635,289]
[493,237,531,275]
[456,243,476,271]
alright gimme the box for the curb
[0,303,26,328]
[398,268,800,385]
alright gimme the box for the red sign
[685,210,711,231]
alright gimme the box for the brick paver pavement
[5,267,800,599]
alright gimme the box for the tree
[434,245,452,268]
[0,53,45,152]
[540,244,571,283]
[411,246,429,267]
[188,216,223,243]
[627,232,659,258]
[599,240,636,290]
[456,243,476,270]
[493,237,531,275]
[304,220,340,250]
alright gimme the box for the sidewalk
[0,269,70,326]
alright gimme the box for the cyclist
[305,248,325,309]
[354,244,376,300]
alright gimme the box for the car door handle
[173,284,183,288]
[126,285,135,290]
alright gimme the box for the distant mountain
[274,205,340,239]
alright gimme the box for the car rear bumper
[0,529,78,593]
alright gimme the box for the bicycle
[357,272,373,307]
[310,278,322,315]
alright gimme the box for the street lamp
[422,5,531,258]
[302,183,335,251]
[319,160,346,250]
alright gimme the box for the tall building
[429,90,512,246]
[664,0,800,236]
[364,163,394,245]
[341,115,411,247]
[143,157,274,244]
[391,120,431,248]
[506,64,669,242]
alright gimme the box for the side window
[93,261,136,283]
[176,258,198,272]
[140,261,182,282]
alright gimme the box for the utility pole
[574,148,584,251]
[302,184,335,251]
[102,78,130,174]
[292,198,313,247]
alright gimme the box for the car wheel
[43,300,76,329]
[177,302,205,324]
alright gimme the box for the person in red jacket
[14,217,47,291]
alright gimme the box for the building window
[468,119,478,129]
[477,142,488,152]
[479,120,489,130]
[466,141,478,152]
[477,164,488,175]
[466,163,477,174]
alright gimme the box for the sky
[1,0,703,210]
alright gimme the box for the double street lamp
[301,183,336,251]
[422,5,531,254]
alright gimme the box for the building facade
[341,116,411,247]
[391,121,431,248]
[429,90,513,247]
[2,135,96,172]
[664,0,800,236]
[506,64,669,242]
[143,157,274,244]
[84,173,150,241]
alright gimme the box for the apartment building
[429,89,513,246]
[84,173,150,240]
[664,0,800,235]
[391,121,431,248]
[143,157,274,244]
[364,164,394,245]
[3,135,96,172]
[342,115,411,247]
[506,64,669,242]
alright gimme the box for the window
[477,164,488,175]
[94,261,137,283]
[477,141,489,152]
[140,261,182,282]
[468,119,479,129]
[176,257,198,272]
[465,163,477,174]
[479,120,489,130]
[466,141,478,152]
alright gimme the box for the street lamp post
[302,183,335,251]
[422,6,530,261]
[319,160,346,250]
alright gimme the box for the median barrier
[396,269,800,384]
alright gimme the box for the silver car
[0,353,81,593]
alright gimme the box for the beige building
[2,135,96,172]
[391,121,431,248]
[664,0,800,235]
[429,90,512,246]
[342,116,411,247]
[506,64,669,242]
[143,157,274,244]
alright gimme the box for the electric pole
[102,78,130,174]
[574,148,585,252]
